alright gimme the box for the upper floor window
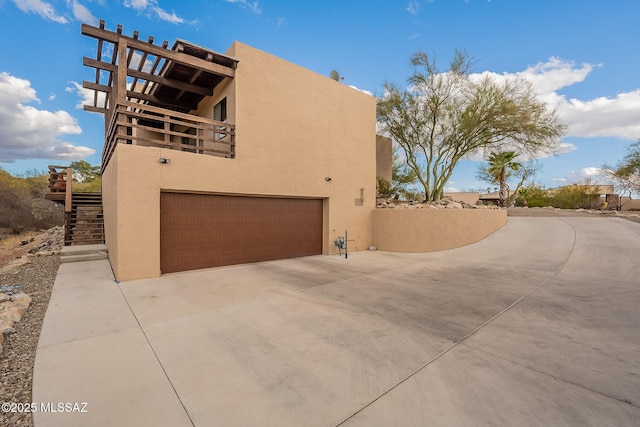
[214,98,227,140]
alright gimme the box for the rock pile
[0,292,32,355]
[18,225,64,257]
[377,196,500,210]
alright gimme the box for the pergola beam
[81,23,235,78]
[84,105,108,114]
[127,69,212,96]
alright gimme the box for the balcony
[103,100,235,167]
[81,21,239,168]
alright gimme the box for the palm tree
[486,151,523,207]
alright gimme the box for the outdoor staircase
[65,192,105,246]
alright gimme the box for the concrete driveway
[33,217,640,426]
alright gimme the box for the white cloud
[557,142,577,154]
[516,57,597,94]
[407,1,419,15]
[581,167,602,176]
[69,0,98,25]
[48,93,56,101]
[276,17,285,28]
[66,81,107,110]
[123,0,188,23]
[556,90,640,139]
[129,52,154,73]
[14,0,102,25]
[552,178,568,183]
[474,58,640,141]
[13,0,68,23]
[151,6,184,24]
[348,85,373,97]
[225,0,261,14]
[565,167,608,184]
[0,72,94,163]
[527,142,577,160]
[462,141,577,162]
[123,0,152,9]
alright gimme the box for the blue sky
[0,0,639,191]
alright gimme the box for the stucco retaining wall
[372,208,507,252]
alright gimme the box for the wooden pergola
[82,21,238,166]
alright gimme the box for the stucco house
[72,21,506,282]
[80,21,383,281]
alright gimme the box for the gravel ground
[0,235,61,427]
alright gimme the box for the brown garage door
[160,193,323,273]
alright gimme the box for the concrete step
[59,252,109,263]
[60,244,108,263]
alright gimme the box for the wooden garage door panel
[160,193,323,273]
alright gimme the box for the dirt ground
[0,232,42,268]
[507,207,640,224]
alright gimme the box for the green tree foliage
[602,139,640,198]
[377,50,566,201]
[515,185,550,208]
[376,176,393,199]
[70,160,101,183]
[69,160,101,193]
[392,152,421,200]
[377,151,421,201]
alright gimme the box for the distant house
[81,21,383,281]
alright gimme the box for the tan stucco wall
[105,42,377,281]
[621,197,640,211]
[372,208,507,252]
[376,135,392,183]
[101,150,118,275]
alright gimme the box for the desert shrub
[516,186,551,207]
[517,183,602,209]
[376,175,421,201]
[0,167,64,233]
[0,186,33,233]
[551,184,601,209]
[73,177,102,193]
[31,198,65,229]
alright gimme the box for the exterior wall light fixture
[159,158,171,164]
[325,177,332,181]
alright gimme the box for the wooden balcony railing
[103,101,235,167]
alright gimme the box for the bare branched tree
[377,50,566,201]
